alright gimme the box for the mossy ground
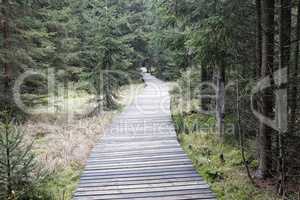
[179,131,279,200]
[171,98,280,200]
[29,166,82,200]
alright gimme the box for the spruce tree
[0,116,37,199]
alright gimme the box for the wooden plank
[87,151,187,160]
[86,155,189,164]
[88,150,185,158]
[92,142,180,150]
[86,159,192,171]
[78,177,204,187]
[119,194,217,200]
[76,181,209,192]
[75,185,211,196]
[102,137,177,143]
[79,170,199,181]
[90,148,185,156]
[78,173,202,184]
[74,189,215,199]
[86,158,191,166]
[82,165,196,176]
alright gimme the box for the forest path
[74,74,216,200]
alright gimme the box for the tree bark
[2,0,11,89]
[257,0,275,179]
[291,0,300,135]
[256,0,262,78]
[277,0,291,194]
[237,80,255,185]
[201,66,209,111]
[5,125,12,198]
[286,0,300,192]
[216,65,225,138]
[255,0,263,160]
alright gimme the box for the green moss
[178,131,279,200]
[28,166,83,200]
[46,167,81,198]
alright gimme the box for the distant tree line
[0,0,152,114]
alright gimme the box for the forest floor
[170,88,282,200]
[178,133,280,200]
[22,83,144,199]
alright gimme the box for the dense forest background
[0,0,300,199]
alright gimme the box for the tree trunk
[256,0,262,78]
[5,125,12,198]
[2,0,11,90]
[290,0,300,135]
[277,0,291,194]
[287,0,300,192]
[214,0,218,15]
[216,65,225,138]
[237,80,255,185]
[257,0,275,179]
[201,66,209,112]
[255,0,263,160]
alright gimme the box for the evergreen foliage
[0,115,39,199]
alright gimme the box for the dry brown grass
[23,84,144,172]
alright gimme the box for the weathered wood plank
[86,158,192,167]
[78,173,202,184]
[86,155,189,164]
[83,163,194,174]
[81,165,196,177]
[76,181,209,192]
[78,177,205,187]
[75,185,211,196]
[74,189,215,200]
[79,171,200,181]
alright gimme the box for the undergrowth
[179,132,278,200]
[27,166,82,200]
[20,83,144,199]
[171,98,280,200]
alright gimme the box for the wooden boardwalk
[74,74,216,200]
